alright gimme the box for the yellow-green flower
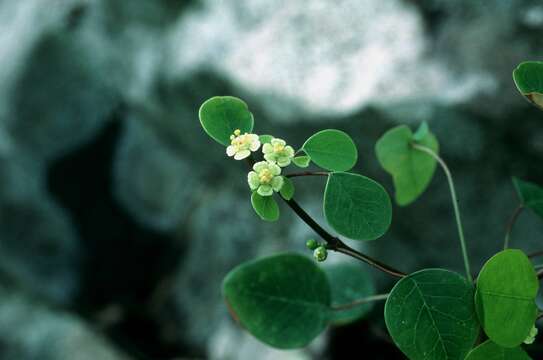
[248,161,284,196]
[226,129,261,160]
[263,138,295,167]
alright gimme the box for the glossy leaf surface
[223,253,331,349]
[324,172,392,240]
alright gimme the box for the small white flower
[226,129,261,160]
[262,138,295,167]
[247,161,284,196]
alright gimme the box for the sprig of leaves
[198,80,543,359]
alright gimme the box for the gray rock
[0,284,130,360]
[168,0,493,121]
[0,152,80,306]
[113,119,196,231]
[1,0,189,162]
[0,201,80,305]
[1,0,119,160]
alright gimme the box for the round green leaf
[513,61,543,110]
[465,340,532,360]
[324,172,392,240]
[222,253,331,349]
[385,269,480,360]
[513,177,543,219]
[251,192,279,222]
[375,124,439,206]
[279,176,295,200]
[302,129,358,171]
[198,96,254,146]
[324,263,375,325]
[292,155,311,168]
[475,249,539,348]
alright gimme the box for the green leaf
[475,249,538,348]
[413,121,429,142]
[259,134,274,144]
[222,253,331,349]
[292,155,311,168]
[279,176,295,200]
[513,61,543,110]
[324,172,391,240]
[198,96,254,146]
[324,263,375,325]
[251,192,279,222]
[384,269,479,360]
[375,124,439,206]
[302,129,358,171]
[465,340,532,360]
[513,177,543,219]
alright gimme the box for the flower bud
[313,246,328,262]
[306,239,318,250]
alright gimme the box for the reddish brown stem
[246,156,406,278]
[285,171,329,178]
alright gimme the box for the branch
[246,156,406,278]
[528,250,543,259]
[284,198,406,278]
[285,171,329,178]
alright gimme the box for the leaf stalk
[412,143,472,283]
[331,293,389,311]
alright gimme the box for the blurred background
[1,0,543,359]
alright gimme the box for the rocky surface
[0,283,129,360]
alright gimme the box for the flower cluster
[226,129,296,196]
[226,129,261,160]
[263,138,295,167]
[248,161,284,196]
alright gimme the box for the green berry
[313,246,327,262]
[306,239,318,250]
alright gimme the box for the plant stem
[246,157,406,278]
[331,293,389,311]
[412,143,472,283]
[285,198,406,278]
[285,171,329,178]
[503,205,524,249]
[528,250,543,259]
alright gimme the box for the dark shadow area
[47,111,192,359]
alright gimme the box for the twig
[246,156,406,278]
[331,293,389,311]
[411,143,472,283]
[528,250,543,259]
[503,205,524,249]
[285,171,329,178]
[285,198,406,278]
